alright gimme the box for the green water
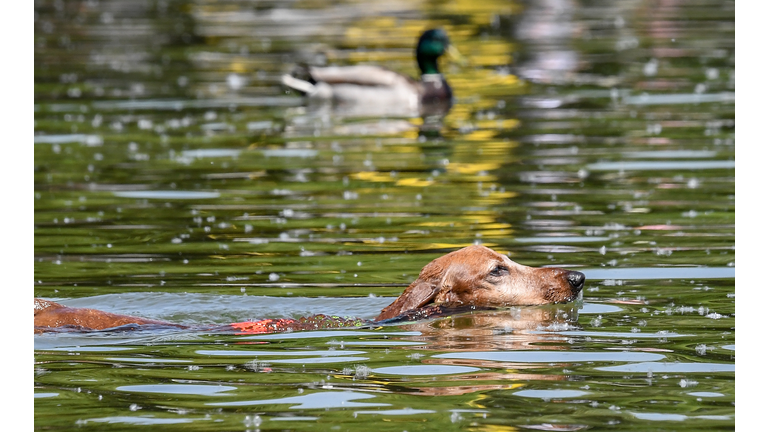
[35,0,734,430]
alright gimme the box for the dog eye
[489,265,508,277]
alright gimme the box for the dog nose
[566,271,585,292]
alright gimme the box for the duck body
[282,29,454,117]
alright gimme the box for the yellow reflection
[396,178,435,187]
[468,215,502,225]
[354,172,395,183]
[230,61,248,74]
[475,119,521,130]
[402,129,420,140]
[452,40,517,67]
[417,221,461,227]
[446,104,472,123]
[345,18,432,42]
[482,223,513,230]
[416,215,500,226]
[447,162,501,174]
[487,191,518,200]
[439,0,524,21]
[448,140,519,161]
[451,72,521,92]
[462,130,498,141]
[389,145,421,154]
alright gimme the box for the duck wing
[282,65,422,117]
[308,65,417,88]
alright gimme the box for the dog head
[375,245,585,321]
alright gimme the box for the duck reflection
[283,105,450,138]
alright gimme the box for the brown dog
[374,245,584,320]
[34,245,584,333]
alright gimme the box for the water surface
[35,0,734,430]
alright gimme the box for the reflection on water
[208,391,387,409]
[35,0,733,430]
[435,351,666,363]
[116,384,238,396]
[372,365,481,375]
[596,361,735,373]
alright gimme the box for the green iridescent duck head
[416,29,452,75]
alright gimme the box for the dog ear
[375,280,441,321]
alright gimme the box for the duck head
[416,29,451,75]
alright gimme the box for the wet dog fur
[34,245,585,333]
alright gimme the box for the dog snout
[566,271,585,292]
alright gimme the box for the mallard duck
[281,29,457,117]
